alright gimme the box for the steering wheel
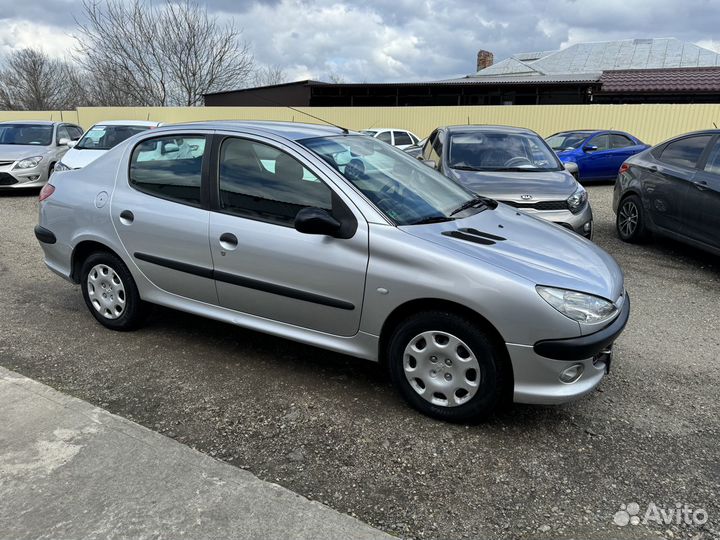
[345,158,366,181]
[503,156,533,168]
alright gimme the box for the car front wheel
[80,252,146,331]
[387,311,510,422]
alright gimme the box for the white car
[361,128,421,150]
[55,120,161,171]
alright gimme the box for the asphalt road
[1,185,718,540]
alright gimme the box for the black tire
[387,311,511,422]
[616,194,649,243]
[80,251,146,331]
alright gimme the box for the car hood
[60,148,106,169]
[400,204,624,301]
[0,144,52,160]
[446,168,578,202]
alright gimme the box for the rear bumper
[34,225,56,244]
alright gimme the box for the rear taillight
[39,183,55,202]
[619,163,630,175]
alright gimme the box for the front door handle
[119,210,134,224]
[219,232,238,251]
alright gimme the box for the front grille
[501,199,569,211]
[0,173,18,186]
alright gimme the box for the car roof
[0,120,57,126]
[442,124,538,135]
[156,120,348,141]
[91,120,161,127]
[362,128,411,132]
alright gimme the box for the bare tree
[326,71,346,84]
[75,0,255,106]
[0,49,82,110]
[251,65,288,88]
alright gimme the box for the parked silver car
[0,121,83,190]
[35,121,629,421]
[419,126,594,238]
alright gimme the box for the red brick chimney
[477,50,494,72]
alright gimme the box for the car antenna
[714,122,718,129]
[250,92,350,134]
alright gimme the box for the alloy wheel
[619,200,639,238]
[403,331,481,407]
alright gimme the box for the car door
[645,134,713,234]
[207,134,369,337]
[579,133,611,179]
[111,131,218,305]
[683,135,720,248]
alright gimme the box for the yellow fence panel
[2,105,719,146]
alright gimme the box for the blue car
[546,130,649,182]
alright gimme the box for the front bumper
[0,163,48,189]
[509,293,630,404]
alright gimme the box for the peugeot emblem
[520,194,533,200]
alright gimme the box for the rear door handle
[119,210,134,224]
[219,232,238,251]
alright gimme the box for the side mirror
[421,159,438,169]
[584,145,599,153]
[67,140,78,148]
[294,207,342,237]
[58,137,71,146]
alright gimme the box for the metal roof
[476,38,720,77]
[437,73,601,85]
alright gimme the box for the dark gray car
[613,129,720,255]
[419,126,593,238]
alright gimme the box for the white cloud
[0,19,75,60]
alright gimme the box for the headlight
[54,161,70,172]
[537,286,617,324]
[566,185,587,214]
[14,156,43,170]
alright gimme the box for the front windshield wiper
[451,165,483,171]
[407,215,456,225]
[450,195,497,217]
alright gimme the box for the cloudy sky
[0,0,719,84]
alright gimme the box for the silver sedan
[0,121,83,190]
[35,121,629,422]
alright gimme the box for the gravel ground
[1,185,718,540]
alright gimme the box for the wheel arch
[70,240,122,283]
[378,298,512,374]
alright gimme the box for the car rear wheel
[387,311,509,422]
[616,194,648,243]
[80,252,146,331]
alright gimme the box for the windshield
[546,132,592,151]
[0,124,53,146]
[301,135,483,225]
[448,131,562,172]
[76,125,152,150]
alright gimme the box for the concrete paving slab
[0,366,391,540]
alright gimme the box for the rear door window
[129,135,207,207]
[376,131,392,144]
[611,134,634,149]
[659,136,712,169]
[393,131,413,146]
